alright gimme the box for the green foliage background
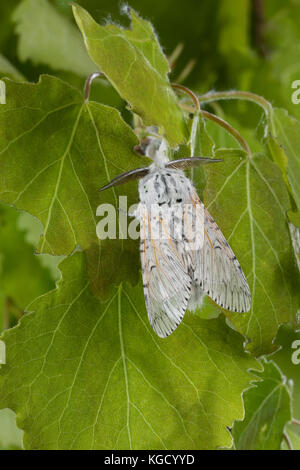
[0,0,300,450]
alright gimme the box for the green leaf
[268,108,300,210]
[72,4,188,146]
[0,54,25,81]
[0,204,55,322]
[0,409,23,450]
[249,2,300,122]
[0,251,260,450]
[232,359,292,450]
[17,211,63,282]
[268,110,300,273]
[188,112,215,198]
[217,0,251,55]
[13,0,97,77]
[288,210,300,229]
[0,1,20,51]
[288,211,300,272]
[282,426,300,450]
[203,151,300,355]
[271,325,300,421]
[0,75,148,298]
[205,115,265,155]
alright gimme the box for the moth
[99,138,251,338]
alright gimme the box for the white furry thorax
[138,168,194,208]
[138,138,194,208]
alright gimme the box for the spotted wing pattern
[139,204,192,338]
[189,190,251,313]
[137,173,251,338]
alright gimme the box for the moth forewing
[182,198,205,252]
[139,203,192,338]
[137,170,197,337]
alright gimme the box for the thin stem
[292,418,300,426]
[283,431,293,451]
[84,72,105,102]
[176,58,197,83]
[171,83,200,112]
[181,103,251,156]
[202,110,251,156]
[198,90,272,116]
[168,42,184,70]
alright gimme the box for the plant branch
[168,42,184,70]
[292,418,300,426]
[202,110,251,156]
[175,58,197,83]
[171,83,200,112]
[198,90,272,116]
[181,103,251,156]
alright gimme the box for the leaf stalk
[84,72,105,102]
[198,90,272,116]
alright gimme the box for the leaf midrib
[40,105,84,252]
